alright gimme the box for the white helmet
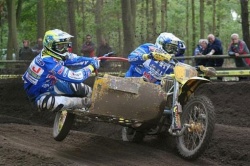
[155,32,182,54]
[43,29,73,60]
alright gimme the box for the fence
[0,55,250,78]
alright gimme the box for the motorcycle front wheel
[121,127,145,143]
[53,110,75,141]
[176,95,215,160]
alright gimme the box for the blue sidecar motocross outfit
[22,52,94,110]
[125,43,174,85]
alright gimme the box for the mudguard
[89,74,167,123]
[179,77,210,104]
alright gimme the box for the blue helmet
[155,32,182,54]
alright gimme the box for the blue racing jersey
[22,52,94,101]
[125,43,174,84]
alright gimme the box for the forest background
[0,0,249,60]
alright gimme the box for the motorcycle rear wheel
[121,127,145,143]
[176,95,215,160]
[53,110,75,141]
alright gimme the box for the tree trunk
[37,0,45,39]
[191,0,196,53]
[6,0,18,60]
[140,1,145,43]
[161,0,167,32]
[146,0,149,41]
[240,0,250,49]
[121,0,134,57]
[81,0,86,34]
[67,0,77,54]
[212,0,216,34]
[16,0,23,28]
[199,0,204,38]
[95,0,103,48]
[186,0,190,56]
[152,0,157,37]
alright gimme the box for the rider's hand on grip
[150,52,172,62]
[87,58,100,72]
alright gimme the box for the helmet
[155,32,181,54]
[43,29,73,60]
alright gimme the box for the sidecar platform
[89,74,167,124]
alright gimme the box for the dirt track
[0,78,250,166]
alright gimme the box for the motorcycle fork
[165,80,188,136]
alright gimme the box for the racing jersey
[22,52,94,101]
[125,43,174,84]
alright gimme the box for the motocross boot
[82,97,91,109]
[37,95,91,112]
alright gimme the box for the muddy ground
[0,77,249,166]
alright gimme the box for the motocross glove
[87,58,100,72]
[143,52,172,62]
[198,65,216,77]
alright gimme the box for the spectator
[96,38,113,68]
[228,33,250,67]
[206,34,224,67]
[81,34,95,57]
[96,38,112,57]
[32,37,43,56]
[19,40,34,60]
[193,39,208,66]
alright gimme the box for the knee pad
[70,83,92,97]
[37,95,63,112]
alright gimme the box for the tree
[191,0,196,52]
[121,0,135,57]
[185,0,190,56]
[37,0,45,39]
[199,0,205,38]
[67,0,77,54]
[240,0,250,50]
[161,0,167,32]
[95,0,103,48]
[16,0,22,28]
[212,0,216,34]
[152,0,157,37]
[6,0,18,60]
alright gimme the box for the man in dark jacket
[96,38,112,57]
[19,40,34,60]
[206,34,224,67]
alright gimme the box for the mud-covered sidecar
[89,74,167,125]
[53,74,167,141]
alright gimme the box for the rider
[125,32,185,84]
[22,29,100,112]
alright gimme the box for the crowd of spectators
[19,34,114,63]
[18,37,43,60]
[193,33,250,68]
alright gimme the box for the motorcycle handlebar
[94,52,128,76]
